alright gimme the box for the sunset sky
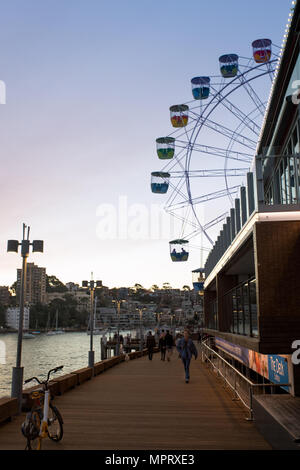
[0,0,292,289]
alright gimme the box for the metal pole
[246,385,254,421]
[88,287,95,368]
[11,249,27,412]
[139,310,143,352]
[116,302,120,356]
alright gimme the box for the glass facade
[224,278,258,337]
[206,300,218,330]
[265,112,300,205]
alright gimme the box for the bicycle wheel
[23,410,42,450]
[47,403,63,442]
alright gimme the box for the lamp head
[7,240,19,253]
[32,240,44,253]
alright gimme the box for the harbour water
[0,330,140,398]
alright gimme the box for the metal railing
[201,339,291,420]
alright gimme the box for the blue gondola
[192,268,205,292]
[151,172,170,194]
[191,77,210,100]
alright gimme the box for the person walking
[176,330,198,383]
[165,330,174,362]
[146,331,156,361]
[159,330,167,361]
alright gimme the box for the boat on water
[46,310,65,336]
[46,330,57,336]
[23,332,35,339]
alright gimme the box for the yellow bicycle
[21,365,64,450]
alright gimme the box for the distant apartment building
[17,263,46,305]
[0,286,10,305]
[6,307,30,330]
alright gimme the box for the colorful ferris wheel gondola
[170,104,189,128]
[169,239,189,262]
[192,268,205,292]
[151,171,170,194]
[156,137,175,160]
[219,54,239,78]
[191,76,210,100]
[252,38,272,63]
[152,38,277,264]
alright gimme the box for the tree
[182,285,191,291]
[10,281,17,295]
[151,284,159,292]
[133,283,144,291]
[0,305,6,327]
[46,275,68,293]
[162,282,172,290]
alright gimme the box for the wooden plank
[254,395,300,441]
[0,352,271,450]
[72,367,93,386]
[0,398,18,424]
[55,374,77,395]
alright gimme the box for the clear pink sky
[0,0,292,289]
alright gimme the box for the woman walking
[159,330,167,361]
[146,331,156,361]
[176,330,198,383]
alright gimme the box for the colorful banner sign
[215,337,290,391]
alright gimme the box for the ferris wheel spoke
[165,177,188,207]
[167,185,240,211]
[170,168,248,178]
[175,141,252,163]
[185,211,228,240]
[210,85,261,136]
[161,148,188,174]
[164,210,213,246]
[238,76,265,117]
[161,147,187,173]
[200,117,257,150]
[203,212,229,230]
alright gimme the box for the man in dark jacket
[165,330,174,362]
[146,331,156,360]
[176,330,198,383]
[158,330,167,361]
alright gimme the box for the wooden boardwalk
[0,352,271,450]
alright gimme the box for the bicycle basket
[21,410,41,440]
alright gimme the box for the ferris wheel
[151,39,280,264]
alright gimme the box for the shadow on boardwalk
[0,352,271,450]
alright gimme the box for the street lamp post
[7,223,44,413]
[112,300,124,356]
[136,307,146,352]
[82,276,102,368]
[171,313,176,337]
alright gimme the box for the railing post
[246,385,254,421]
[232,370,239,401]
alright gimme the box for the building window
[223,277,258,338]
[206,299,218,330]
[264,119,300,205]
